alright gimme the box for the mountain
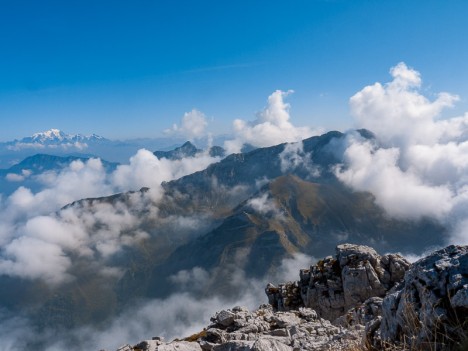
[0,129,116,168]
[0,130,448,349]
[4,128,109,149]
[154,141,226,160]
[145,174,444,298]
[154,141,202,160]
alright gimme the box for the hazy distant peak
[153,141,227,160]
[180,140,198,150]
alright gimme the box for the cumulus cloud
[6,170,29,182]
[350,62,459,147]
[336,62,468,244]
[336,135,454,219]
[224,90,320,153]
[112,148,217,195]
[165,109,209,140]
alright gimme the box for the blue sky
[1,0,468,141]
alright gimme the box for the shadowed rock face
[266,244,410,321]
[154,141,202,160]
[266,243,468,350]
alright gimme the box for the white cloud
[224,90,321,153]
[0,148,221,285]
[112,148,219,197]
[0,250,316,351]
[273,252,315,283]
[247,193,281,216]
[336,136,454,219]
[6,173,25,182]
[336,62,468,244]
[0,235,73,285]
[165,109,209,139]
[350,62,459,147]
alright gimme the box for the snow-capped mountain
[12,128,107,147]
[0,129,115,168]
[0,129,227,168]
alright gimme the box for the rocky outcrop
[129,305,361,351]
[266,244,410,321]
[370,245,468,349]
[112,244,468,351]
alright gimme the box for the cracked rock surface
[375,245,468,349]
[124,305,360,351]
[266,244,410,321]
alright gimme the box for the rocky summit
[266,243,410,321]
[113,244,468,351]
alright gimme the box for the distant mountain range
[26,128,105,144]
[2,128,109,150]
[0,139,226,196]
[0,129,225,168]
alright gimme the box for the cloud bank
[0,252,315,351]
[336,62,468,244]
[0,149,221,285]
[224,90,321,153]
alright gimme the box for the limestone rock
[334,297,383,328]
[266,243,410,321]
[214,310,236,327]
[251,338,292,351]
[378,245,468,349]
[133,340,202,351]
[193,305,354,351]
[212,341,253,351]
[158,342,202,351]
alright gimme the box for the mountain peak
[181,141,195,147]
[21,129,107,144]
[32,128,66,141]
[154,141,202,160]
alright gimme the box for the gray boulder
[378,245,468,349]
